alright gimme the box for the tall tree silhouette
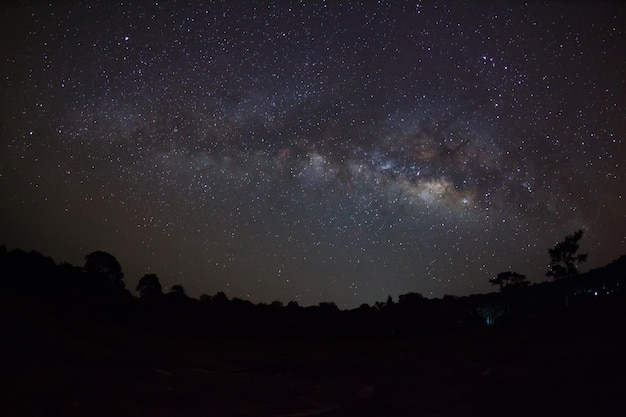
[136,273,162,298]
[546,229,587,280]
[84,251,125,290]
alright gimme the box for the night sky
[1,1,624,308]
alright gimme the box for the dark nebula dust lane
[1,1,625,308]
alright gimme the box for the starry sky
[1,1,625,308]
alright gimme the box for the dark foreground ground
[2,296,626,417]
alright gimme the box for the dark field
[3,296,626,417]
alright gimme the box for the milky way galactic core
[1,2,625,307]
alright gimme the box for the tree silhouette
[199,294,212,303]
[136,273,162,298]
[169,284,186,296]
[318,301,338,311]
[489,271,529,291]
[546,229,588,280]
[212,291,229,307]
[398,292,426,305]
[84,251,125,290]
[56,262,85,296]
[397,292,426,312]
[1,249,56,294]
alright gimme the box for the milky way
[1,2,625,307]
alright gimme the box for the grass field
[2,296,626,416]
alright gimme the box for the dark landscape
[2,244,626,416]
[2,2,626,416]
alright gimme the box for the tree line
[489,229,587,291]
[0,230,624,339]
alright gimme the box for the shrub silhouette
[489,271,529,291]
[169,284,186,296]
[137,273,163,298]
